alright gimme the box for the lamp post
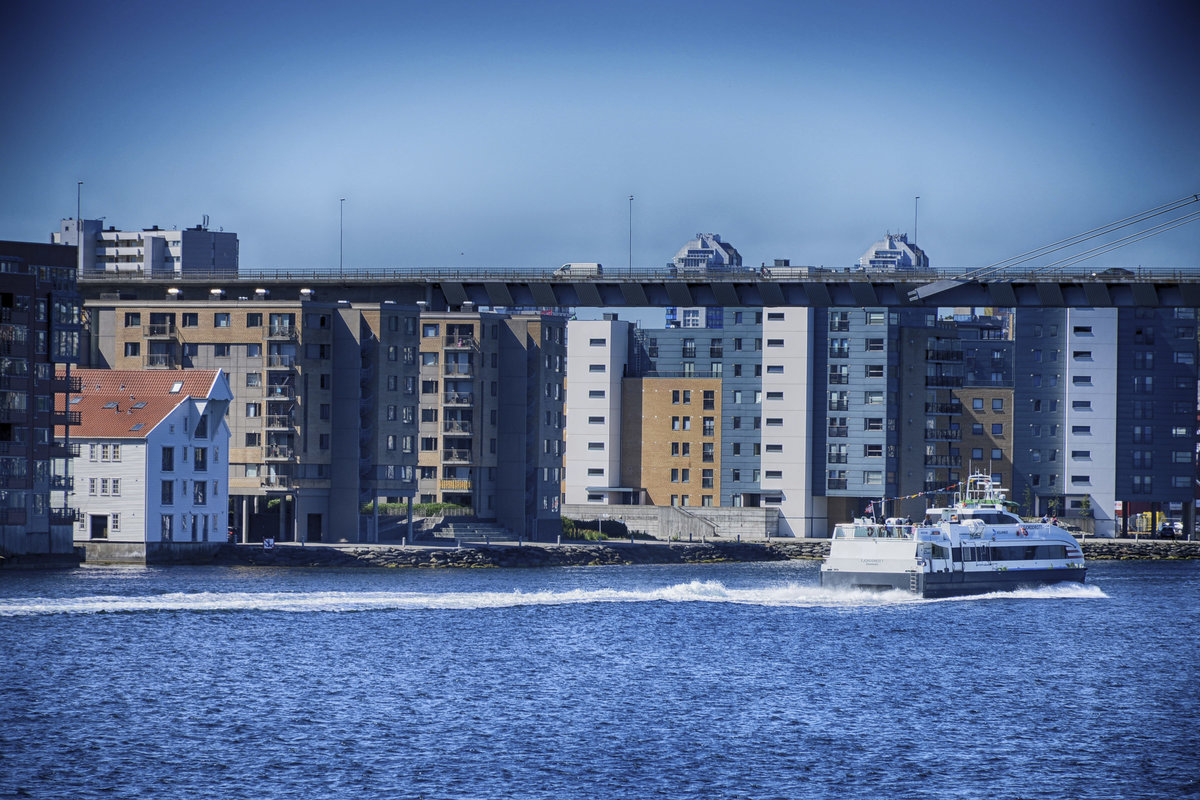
[339,197,346,276]
[76,181,83,275]
[914,196,920,243]
[628,195,634,276]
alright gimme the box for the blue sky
[1,0,1196,272]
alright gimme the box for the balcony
[444,391,474,406]
[265,445,295,460]
[925,402,963,415]
[829,348,850,359]
[827,479,848,490]
[925,375,964,388]
[443,365,473,378]
[925,349,964,361]
[266,354,295,368]
[265,415,293,430]
[49,507,79,524]
[49,374,83,392]
[440,478,473,491]
[443,448,472,463]
[0,441,27,455]
[52,410,82,426]
[144,354,175,369]
[924,455,962,468]
[444,335,478,349]
[265,384,295,399]
[49,441,81,458]
[50,475,74,492]
[267,325,297,340]
[924,429,962,441]
[443,420,473,434]
[144,323,177,338]
[828,426,848,438]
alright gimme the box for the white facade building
[1064,309,1118,537]
[760,307,825,536]
[857,233,928,270]
[670,233,744,273]
[54,219,239,277]
[66,369,233,556]
[564,318,630,504]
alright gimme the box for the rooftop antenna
[914,196,919,242]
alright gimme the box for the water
[1,559,1196,799]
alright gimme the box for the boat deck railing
[833,522,916,540]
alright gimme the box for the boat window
[991,545,1068,561]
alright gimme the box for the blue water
[1,559,1197,800]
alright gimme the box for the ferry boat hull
[819,567,1088,599]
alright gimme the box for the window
[124,341,140,357]
[992,398,1003,411]
[245,432,260,447]
[972,398,984,410]
[864,364,884,378]
[588,389,605,399]
[991,424,1003,435]
[246,372,261,387]
[194,481,207,505]
[588,416,604,425]
[182,313,198,327]
[766,339,784,348]
[865,338,884,352]
[194,447,207,472]
[1073,326,1092,335]
[1072,400,1091,410]
[865,391,883,404]
[865,310,885,325]
[1072,425,1091,434]
[766,365,783,374]
[991,449,1002,460]
[589,364,606,373]
[246,313,262,327]
[972,423,984,435]
[863,470,883,486]
[971,448,984,460]
[214,344,231,357]
[865,418,883,432]
[589,338,606,346]
[246,403,260,417]
[587,442,604,451]
[1071,475,1090,485]
[865,444,883,458]
[124,312,141,328]
[161,480,174,505]
[214,313,230,328]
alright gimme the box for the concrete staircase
[426,520,515,547]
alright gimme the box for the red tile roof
[57,369,222,440]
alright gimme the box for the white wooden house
[63,369,232,561]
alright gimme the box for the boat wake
[0,579,1107,616]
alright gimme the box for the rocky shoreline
[207,537,1199,569]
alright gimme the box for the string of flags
[864,482,961,516]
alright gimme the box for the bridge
[78,265,1200,309]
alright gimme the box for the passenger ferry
[820,474,1087,598]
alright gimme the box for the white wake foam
[0,579,1107,616]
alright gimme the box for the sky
[1,0,1197,274]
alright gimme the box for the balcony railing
[265,445,295,460]
[267,325,297,340]
[444,392,473,405]
[444,335,478,349]
[924,455,962,467]
[52,410,82,425]
[925,375,964,388]
[266,354,295,368]
[828,426,848,437]
[925,349,964,361]
[829,348,850,358]
[443,365,473,377]
[265,384,294,399]
[924,429,962,441]
[440,478,473,490]
[443,421,473,434]
[265,415,293,429]
[442,448,472,463]
[144,323,176,337]
[49,507,79,524]
[827,454,849,464]
[827,479,848,490]
[925,402,963,415]
[144,354,175,368]
[50,475,74,491]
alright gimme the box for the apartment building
[66,368,232,560]
[54,218,238,277]
[1011,307,1197,534]
[85,296,564,541]
[415,309,566,537]
[0,241,82,564]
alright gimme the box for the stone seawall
[207,537,1199,569]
